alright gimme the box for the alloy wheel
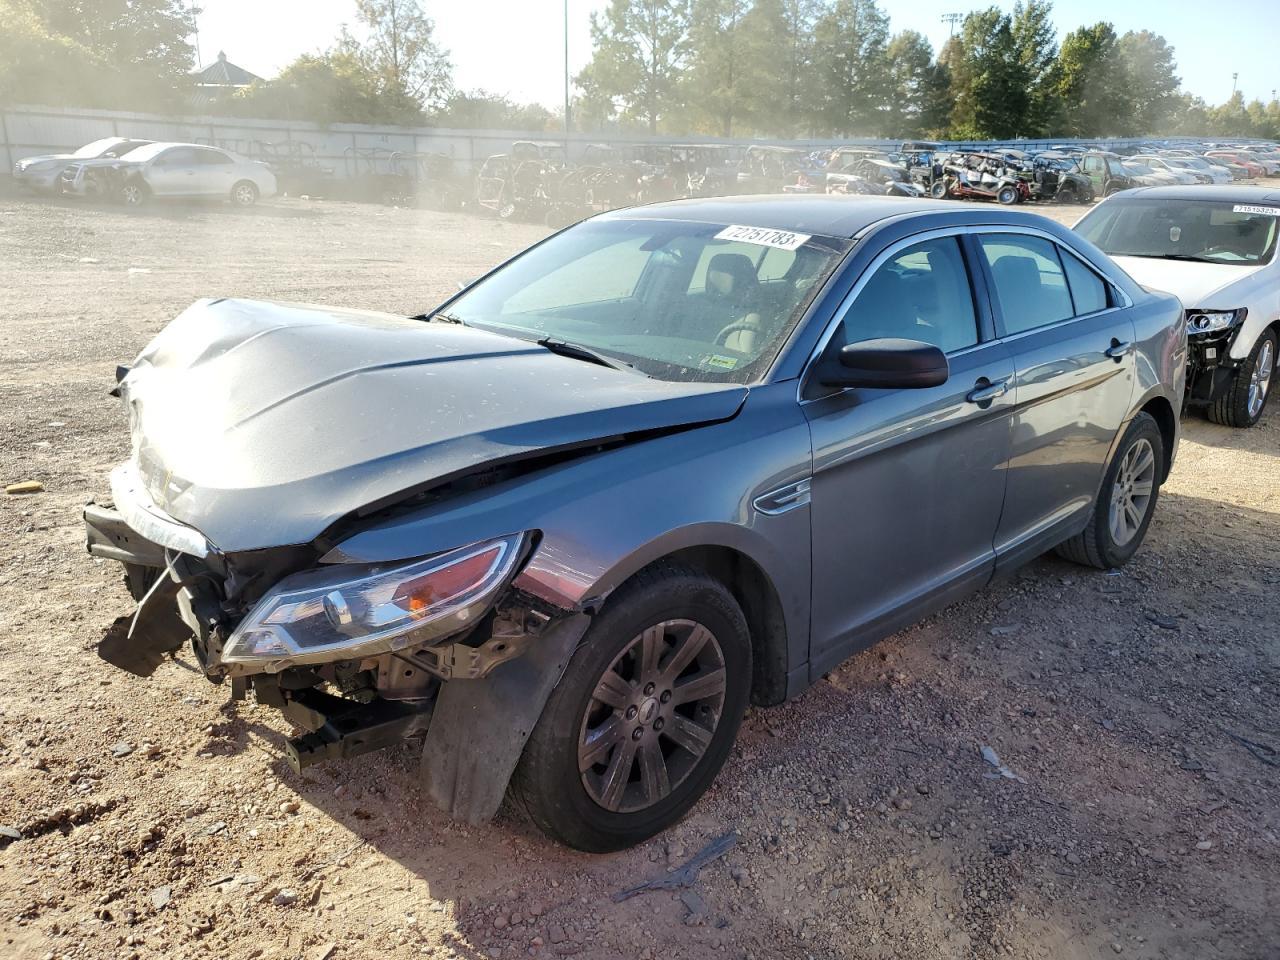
[1108,437,1156,547]
[578,619,726,814]
[121,184,143,206]
[233,184,256,205]
[1248,338,1274,419]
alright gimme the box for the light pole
[1232,72,1239,97]
[941,13,962,38]
[564,0,571,140]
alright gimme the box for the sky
[192,0,1279,110]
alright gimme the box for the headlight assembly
[1186,308,1246,335]
[220,534,524,670]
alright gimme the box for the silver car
[12,137,153,193]
[61,142,277,206]
[85,197,1185,851]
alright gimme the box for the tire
[1206,328,1276,428]
[1057,186,1076,204]
[511,563,751,852]
[231,180,259,206]
[1055,412,1163,569]
[929,180,948,199]
[996,185,1019,205]
[119,180,149,207]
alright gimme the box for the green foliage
[0,0,195,110]
[436,90,555,131]
[1117,30,1180,135]
[1056,22,1130,137]
[809,0,891,136]
[576,0,691,134]
[685,0,750,136]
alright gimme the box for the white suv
[1076,186,1278,427]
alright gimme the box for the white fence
[2,102,1170,180]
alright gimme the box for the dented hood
[121,298,747,552]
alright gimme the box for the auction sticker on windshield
[715,225,812,250]
[1233,204,1280,216]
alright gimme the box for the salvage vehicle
[86,196,1184,852]
[932,153,1030,204]
[1077,185,1277,427]
[1206,151,1268,179]
[1128,155,1205,186]
[1079,151,1151,196]
[1027,152,1095,204]
[12,137,152,193]
[736,146,803,193]
[61,142,277,206]
[473,151,549,220]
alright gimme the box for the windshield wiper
[535,337,639,374]
[413,311,468,325]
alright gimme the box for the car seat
[706,253,764,354]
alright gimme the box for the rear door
[802,232,1015,676]
[972,231,1136,570]
[194,148,237,196]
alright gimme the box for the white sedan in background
[12,137,153,193]
[1077,186,1278,427]
[61,142,277,206]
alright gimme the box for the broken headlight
[220,535,523,670]
[1186,308,1245,336]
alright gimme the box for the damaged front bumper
[84,483,584,820]
[1185,318,1247,405]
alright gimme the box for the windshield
[434,218,850,383]
[1078,198,1279,265]
[73,138,123,159]
[1123,163,1154,175]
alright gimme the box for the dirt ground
[0,191,1277,960]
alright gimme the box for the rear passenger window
[978,235,1073,335]
[1061,251,1109,315]
[843,237,978,354]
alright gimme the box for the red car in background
[1205,151,1266,178]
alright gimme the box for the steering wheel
[714,320,757,347]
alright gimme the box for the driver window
[842,237,979,354]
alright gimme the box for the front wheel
[231,180,259,206]
[119,180,149,207]
[1055,412,1163,569]
[996,185,1019,205]
[511,564,751,852]
[929,179,948,199]
[1206,328,1276,428]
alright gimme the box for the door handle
[966,379,1009,404]
[1106,340,1133,360]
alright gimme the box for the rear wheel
[512,564,751,852]
[996,185,1019,205]
[1206,328,1276,428]
[1055,412,1163,569]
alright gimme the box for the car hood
[19,153,75,168]
[120,298,748,553]
[1109,255,1264,306]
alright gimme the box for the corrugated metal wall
[0,102,1175,178]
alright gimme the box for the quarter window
[841,237,979,354]
[978,235,1074,335]
[1060,251,1110,315]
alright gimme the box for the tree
[883,30,937,138]
[1,0,195,110]
[352,0,452,112]
[809,0,891,136]
[949,8,1028,139]
[1056,22,1130,137]
[684,0,750,135]
[1010,0,1058,136]
[436,90,555,130]
[1117,30,1179,135]
[576,0,691,134]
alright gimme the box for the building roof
[192,51,260,88]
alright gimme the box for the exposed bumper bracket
[281,688,433,772]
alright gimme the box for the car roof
[599,194,1067,239]
[1102,184,1280,203]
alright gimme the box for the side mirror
[820,337,949,389]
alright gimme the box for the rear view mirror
[820,338,949,389]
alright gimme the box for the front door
[147,147,201,196]
[971,232,1136,568]
[803,234,1015,677]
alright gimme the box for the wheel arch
[1137,394,1177,483]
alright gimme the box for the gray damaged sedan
[86,196,1186,851]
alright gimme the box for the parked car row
[14,137,278,207]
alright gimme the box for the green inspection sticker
[704,354,740,370]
